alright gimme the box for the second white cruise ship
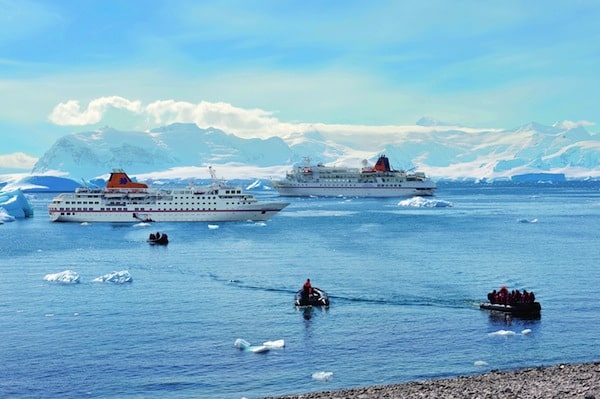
[272,155,436,198]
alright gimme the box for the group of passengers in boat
[487,286,535,305]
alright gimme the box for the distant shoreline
[261,362,600,399]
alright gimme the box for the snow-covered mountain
[31,121,600,181]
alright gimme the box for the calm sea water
[1,183,599,399]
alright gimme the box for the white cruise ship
[272,155,436,197]
[48,167,289,223]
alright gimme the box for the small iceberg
[312,371,333,381]
[208,224,219,230]
[474,360,489,367]
[517,218,538,224]
[44,270,80,284]
[398,197,453,208]
[263,339,285,349]
[0,208,14,223]
[234,338,269,353]
[521,329,532,335]
[488,329,516,337]
[93,270,133,283]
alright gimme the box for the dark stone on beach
[261,362,600,399]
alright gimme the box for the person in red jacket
[302,278,312,303]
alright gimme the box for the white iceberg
[398,197,453,208]
[311,371,333,381]
[93,270,133,283]
[488,329,516,337]
[0,208,14,223]
[234,338,269,353]
[262,339,285,349]
[0,189,34,220]
[44,270,80,284]
[517,218,538,224]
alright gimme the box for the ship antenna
[208,165,225,187]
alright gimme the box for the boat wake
[210,274,483,311]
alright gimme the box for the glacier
[0,120,598,188]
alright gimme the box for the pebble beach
[262,362,600,399]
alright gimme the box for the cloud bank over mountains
[29,117,600,182]
[48,96,301,139]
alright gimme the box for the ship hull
[49,203,288,223]
[273,183,435,198]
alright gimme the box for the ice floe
[488,329,517,337]
[93,270,133,283]
[311,371,333,381]
[488,329,533,337]
[234,338,269,353]
[263,339,285,349]
[398,197,453,208]
[474,360,489,367]
[44,270,80,284]
[517,218,538,223]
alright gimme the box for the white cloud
[46,96,502,144]
[0,152,38,170]
[48,96,308,138]
[145,99,284,134]
[49,96,143,125]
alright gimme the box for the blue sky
[1,0,599,170]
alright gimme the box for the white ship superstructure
[272,155,436,197]
[48,168,288,223]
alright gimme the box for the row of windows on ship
[57,200,251,208]
[56,207,225,212]
[295,178,403,183]
[289,182,405,187]
[62,198,249,205]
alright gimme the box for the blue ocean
[1,183,599,399]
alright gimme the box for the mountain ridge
[31,120,600,181]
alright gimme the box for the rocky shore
[262,362,600,399]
